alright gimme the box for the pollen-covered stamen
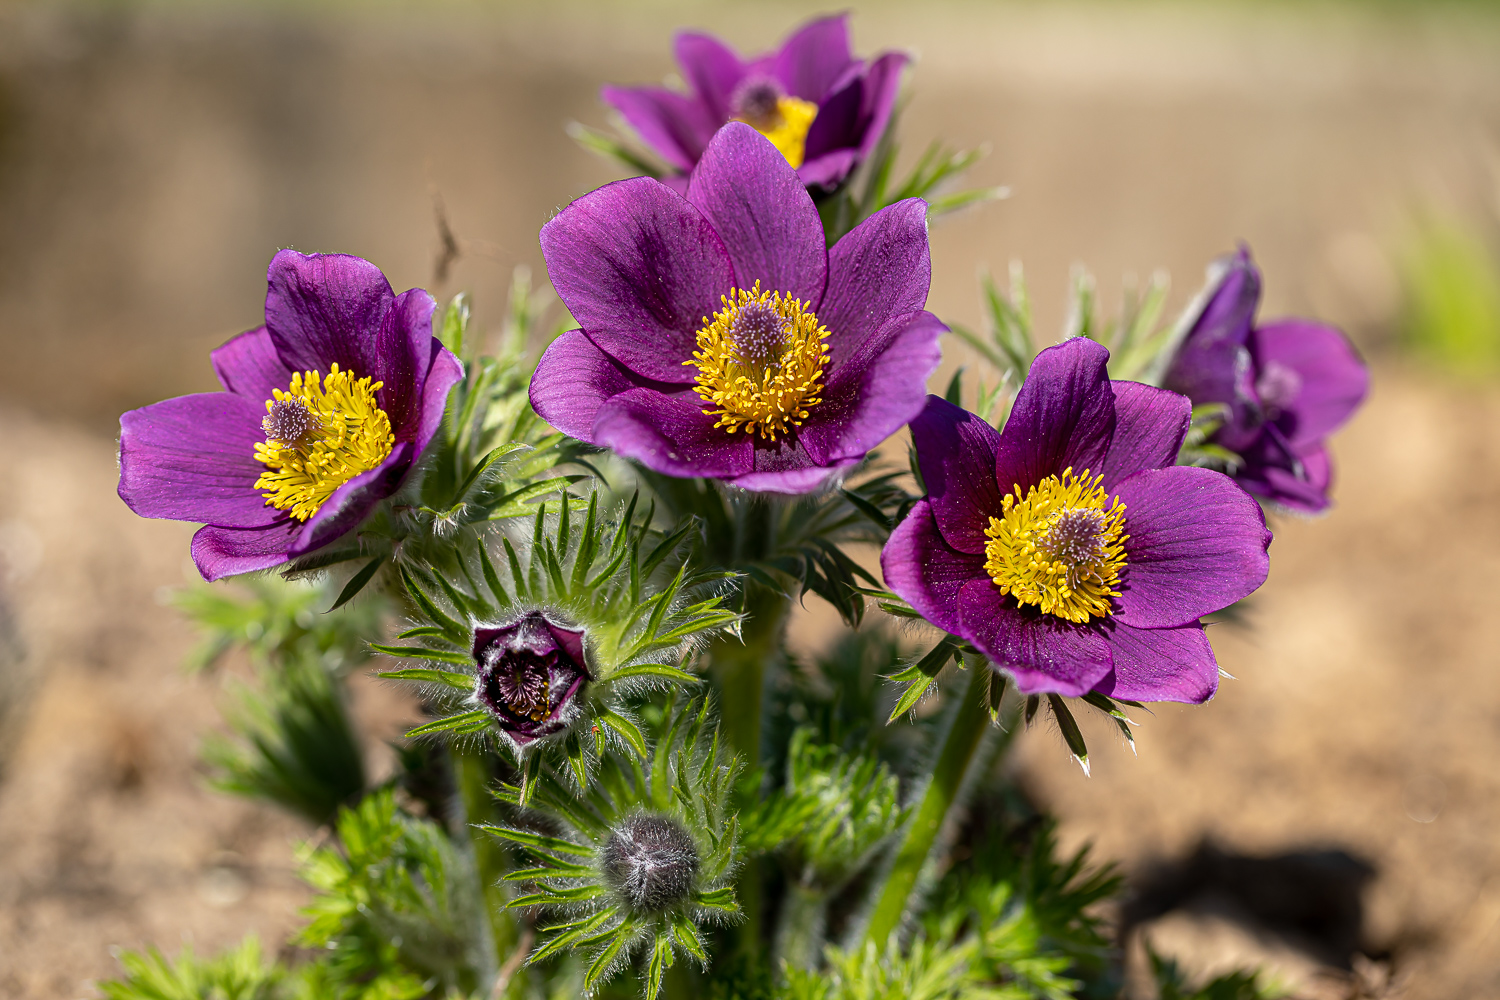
[600,814,700,912]
[488,651,553,721]
[729,76,818,169]
[261,396,316,446]
[686,281,830,441]
[253,364,394,522]
[983,468,1129,624]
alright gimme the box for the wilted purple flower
[1163,246,1368,513]
[602,13,906,191]
[881,338,1271,703]
[529,122,944,494]
[117,251,464,581]
[472,613,589,746]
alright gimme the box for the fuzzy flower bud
[600,814,700,912]
[472,612,588,747]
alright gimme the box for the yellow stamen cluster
[253,364,395,522]
[739,95,819,169]
[982,468,1129,623]
[686,281,830,441]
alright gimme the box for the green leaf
[394,625,452,640]
[606,662,701,685]
[328,555,384,612]
[398,565,469,645]
[584,928,629,990]
[596,709,648,759]
[404,710,488,738]
[694,886,738,912]
[375,667,472,690]
[645,932,674,1000]
[478,825,594,858]
[1046,694,1090,776]
[369,643,475,667]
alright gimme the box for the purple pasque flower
[602,13,906,191]
[472,612,589,747]
[118,251,464,581]
[881,338,1271,703]
[529,122,944,494]
[1163,246,1368,513]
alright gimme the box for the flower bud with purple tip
[472,612,589,748]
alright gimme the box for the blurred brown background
[1,1,1498,997]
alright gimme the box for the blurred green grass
[1400,220,1500,375]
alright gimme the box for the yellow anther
[740,96,819,169]
[253,364,394,522]
[685,281,830,441]
[982,468,1129,623]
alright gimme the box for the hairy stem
[451,748,512,986]
[774,880,828,972]
[863,658,993,945]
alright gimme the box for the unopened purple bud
[472,612,588,746]
[600,814,699,911]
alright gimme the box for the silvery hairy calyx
[105,12,1364,1000]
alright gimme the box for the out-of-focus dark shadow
[1122,840,1378,970]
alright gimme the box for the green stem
[451,748,512,985]
[708,583,789,767]
[773,881,828,972]
[863,658,993,945]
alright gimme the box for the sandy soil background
[0,1,1498,997]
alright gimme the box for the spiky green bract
[378,491,739,761]
[297,789,492,997]
[97,937,281,1000]
[204,650,365,826]
[636,459,918,629]
[281,269,590,596]
[484,696,742,1000]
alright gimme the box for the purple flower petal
[1111,466,1271,628]
[674,31,746,122]
[593,387,753,480]
[119,393,283,528]
[773,13,856,101]
[376,287,439,439]
[191,519,303,581]
[728,435,847,494]
[530,329,644,442]
[601,85,716,173]
[1235,434,1333,514]
[413,340,464,459]
[1094,621,1219,704]
[803,52,907,176]
[909,395,1005,556]
[1163,248,1260,436]
[817,198,931,367]
[880,500,985,634]
[995,338,1115,494]
[851,52,906,161]
[211,327,293,404]
[1251,319,1368,448]
[291,442,413,556]
[540,177,734,385]
[798,149,860,190]
[957,579,1113,696]
[803,311,944,466]
[263,250,395,382]
[1098,380,1191,489]
[686,123,827,306]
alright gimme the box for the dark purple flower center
[600,814,700,911]
[1041,507,1110,567]
[1254,360,1302,418]
[261,396,315,446]
[730,77,785,128]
